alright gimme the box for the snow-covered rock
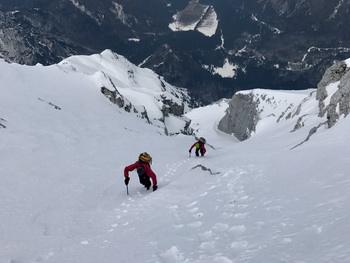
[218,58,350,146]
[316,59,350,127]
[0,50,191,135]
[218,88,312,141]
[59,49,191,135]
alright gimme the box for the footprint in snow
[188,207,199,213]
[159,246,185,262]
[199,241,215,251]
[198,230,213,241]
[228,225,247,235]
[212,223,229,232]
[173,224,184,229]
[168,204,179,210]
[188,221,202,228]
[107,223,119,232]
[231,240,248,250]
[239,195,250,201]
[192,212,204,218]
[35,252,55,262]
[220,212,234,219]
[233,213,247,219]
[281,238,293,244]
[186,201,198,208]
[212,255,234,263]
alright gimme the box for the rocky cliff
[218,58,350,147]
[217,93,259,141]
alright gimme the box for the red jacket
[124,161,158,186]
[189,142,206,154]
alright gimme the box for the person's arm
[145,166,158,187]
[189,142,196,151]
[202,144,206,154]
[124,162,138,178]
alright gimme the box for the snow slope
[1,54,350,263]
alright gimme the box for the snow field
[1,54,350,262]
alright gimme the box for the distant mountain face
[1,0,350,104]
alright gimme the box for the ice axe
[124,176,130,195]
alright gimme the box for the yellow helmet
[139,152,152,164]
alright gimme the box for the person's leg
[138,174,146,185]
[138,174,151,190]
[195,148,200,157]
[200,148,205,156]
[144,176,151,190]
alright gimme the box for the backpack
[136,165,145,176]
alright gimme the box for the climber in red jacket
[189,137,207,157]
[124,152,158,191]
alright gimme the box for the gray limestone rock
[326,70,350,128]
[317,61,349,117]
[218,92,259,141]
[316,60,350,127]
[101,86,150,124]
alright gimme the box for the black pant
[138,174,151,188]
[195,148,204,157]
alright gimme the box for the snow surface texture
[1,52,350,263]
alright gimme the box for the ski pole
[126,184,129,195]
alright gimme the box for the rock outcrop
[316,61,350,128]
[218,58,350,145]
[218,92,259,141]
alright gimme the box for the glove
[124,177,130,185]
[189,149,191,153]
[153,185,158,191]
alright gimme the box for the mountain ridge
[1,0,350,104]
